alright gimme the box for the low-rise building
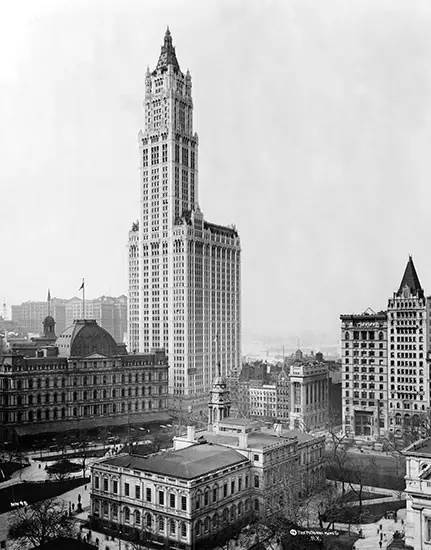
[91,443,253,550]
[289,362,329,431]
[0,318,169,442]
[404,438,431,549]
[89,376,325,549]
[249,383,277,418]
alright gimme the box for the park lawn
[0,461,27,481]
[339,490,387,503]
[326,464,405,491]
[324,499,406,524]
[0,477,89,514]
[35,448,106,462]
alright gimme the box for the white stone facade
[131,30,241,406]
[404,439,431,550]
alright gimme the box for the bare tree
[8,498,75,548]
[325,424,352,495]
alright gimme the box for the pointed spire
[397,256,424,299]
[155,27,180,72]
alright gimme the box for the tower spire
[397,256,424,299]
[156,26,180,72]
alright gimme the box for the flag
[78,279,84,291]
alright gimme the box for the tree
[325,423,353,495]
[8,498,75,548]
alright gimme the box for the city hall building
[90,376,325,549]
[0,317,169,442]
[128,29,241,410]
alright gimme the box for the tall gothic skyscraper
[128,29,241,408]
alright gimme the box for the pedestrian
[379,541,382,549]
[377,527,379,535]
[380,524,383,531]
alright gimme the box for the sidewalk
[331,507,406,549]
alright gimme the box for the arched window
[378,331,384,340]
[195,521,201,535]
[345,332,350,340]
[53,393,58,403]
[45,409,50,420]
[113,404,117,414]
[212,514,218,531]
[230,505,236,521]
[238,501,243,516]
[159,517,165,531]
[73,407,78,417]
[204,517,209,532]
[45,378,50,388]
[134,510,141,525]
[112,504,118,518]
[61,408,66,419]
[222,508,228,523]
[37,394,41,404]
[37,409,41,420]
[146,513,152,529]
[28,410,33,422]
[170,519,176,534]
[181,522,187,538]
[53,408,58,420]
[124,507,130,523]
[254,499,260,512]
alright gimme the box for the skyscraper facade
[130,30,241,408]
[341,257,429,439]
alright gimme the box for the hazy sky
[2,0,431,350]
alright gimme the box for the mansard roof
[155,27,180,73]
[397,256,424,299]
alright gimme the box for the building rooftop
[56,320,119,358]
[101,443,248,479]
[403,438,431,457]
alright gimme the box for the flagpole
[82,278,85,319]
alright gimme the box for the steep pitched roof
[397,256,424,299]
[155,27,180,73]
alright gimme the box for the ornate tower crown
[155,27,180,73]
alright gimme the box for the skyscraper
[129,29,241,409]
[341,256,428,439]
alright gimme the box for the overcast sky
[2,0,431,350]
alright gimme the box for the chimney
[273,423,282,437]
[186,425,195,442]
[238,432,248,449]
